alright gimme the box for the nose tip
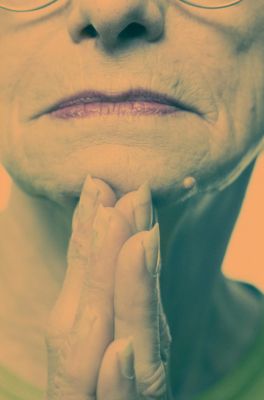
[67,0,164,50]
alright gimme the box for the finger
[45,177,132,398]
[47,175,117,335]
[69,184,154,396]
[63,204,133,396]
[97,338,137,400]
[72,175,116,231]
[114,224,167,398]
[115,182,153,233]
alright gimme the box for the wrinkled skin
[45,176,172,399]
[0,1,264,399]
[0,0,264,207]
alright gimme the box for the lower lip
[50,101,181,119]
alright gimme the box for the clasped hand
[45,175,172,400]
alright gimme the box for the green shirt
[198,316,264,400]
[0,365,44,400]
[1,319,264,400]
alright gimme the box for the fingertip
[115,183,154,233]
[116,230,146,269]
[116,337,135,380]
[97,338,136,400]
[115,191,136,232]
[83,176,117,206]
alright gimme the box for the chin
[3,130,262,210]
[3,146,197,208]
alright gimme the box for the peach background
[222,153,264,292]
[1,154,263,291]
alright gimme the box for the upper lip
[42,88,199,116]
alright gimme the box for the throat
[157,161,263,398]
[169,276,263,398]
[0,182,74,389]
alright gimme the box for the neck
[0,183,74,388]
[158,161,263,397]
[0,163,262,396]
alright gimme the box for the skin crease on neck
[0,0,264,397]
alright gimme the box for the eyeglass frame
[0,0,243,13]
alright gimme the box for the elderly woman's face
[0,0,264,205]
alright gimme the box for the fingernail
[117,339,135,380]
[133,182,153,231]
[72,203,80,231]
[83,174,100,202]
[92,204,111,235]
[142,223,161,277]
[72,176,101,231]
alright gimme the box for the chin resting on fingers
[45,175,172,399]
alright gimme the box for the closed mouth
[41,89,199,119]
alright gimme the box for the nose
[67,0,165,50]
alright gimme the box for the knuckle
[67,230,91,263]
[73,304,99,331]
[74,301,112,334]
[137,362,167,398]
[44,319,70,348]
[47,372,94,400]
[45,304,72,339]
[81,280,113,307]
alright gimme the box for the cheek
[192,30,264,169]
[217,54,264,156]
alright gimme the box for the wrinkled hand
[45,175,172,400]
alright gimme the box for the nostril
[80,24,98,39]
[118,23,147,40]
